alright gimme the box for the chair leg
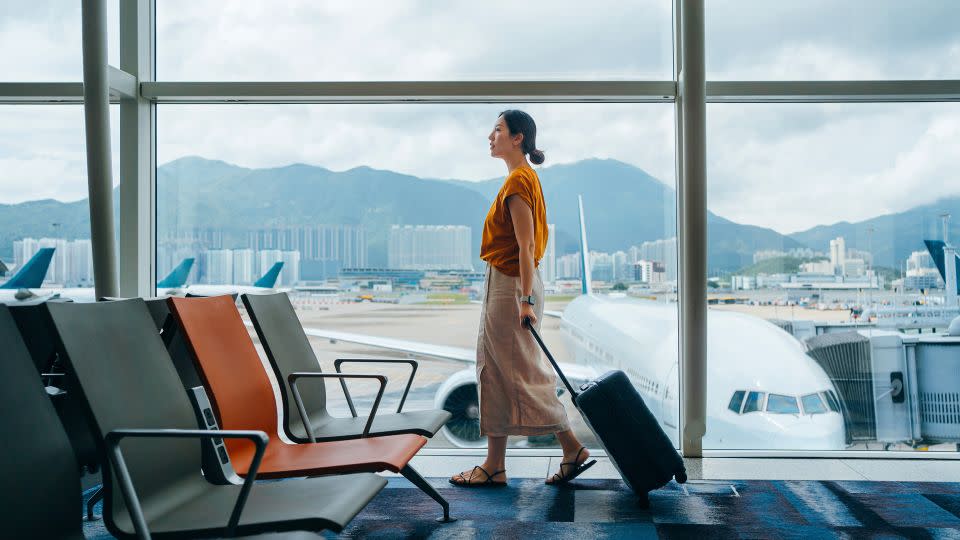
[400,465,455,523]
[86,485,104,521]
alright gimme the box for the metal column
[81,0,118,299]
[119,0,156,298]
[677,0,707,457]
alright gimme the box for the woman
[450,110,595,487]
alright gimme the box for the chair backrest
[45,299,206,537]
[143,297,202,389]
[9,300,101,471]
[0,305,84,539]
[242,292,329,439]
[9,301,62,374]
[168,295,282,454]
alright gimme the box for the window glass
[0,105,119,296]
[156,1,673,81]
[801,393,827,414]
[0,1,119,81]
[706,0,960,80]
[767,394,800,414]
[157,102,678,450]
[823,390,841,413]
[742,391,764,414]
[706,102,960,452]
[728,390,745,413]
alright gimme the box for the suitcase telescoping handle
[523,317,578,400]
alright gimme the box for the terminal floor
[82,457,960,539]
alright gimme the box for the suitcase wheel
[675,470,687,484]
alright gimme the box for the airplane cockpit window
[801,393,827,414]
[766,393,800,414]
[728,390,746,413]
[822,390,841,413]
[742,391,764,413]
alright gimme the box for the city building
[388,225,472,270]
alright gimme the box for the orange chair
[167,295,453,522]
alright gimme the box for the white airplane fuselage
[559,294,846,450]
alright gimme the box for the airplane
[15,257,195,303]
[0,248,57,304]
[184,261,285,297]
[298,198,846,451]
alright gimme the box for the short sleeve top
[479,165,548,277]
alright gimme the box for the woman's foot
[546,446,596,485]
[449,464,508,487]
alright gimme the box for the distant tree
[707,280,720,289]
[612,282,628,291]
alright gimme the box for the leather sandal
[449,465,507,487]
[547,447,597,485]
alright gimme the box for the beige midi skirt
[476,264,571,437]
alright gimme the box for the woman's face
[488,116,522,160]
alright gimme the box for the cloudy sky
[1,1,959,236]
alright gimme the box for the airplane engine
[433,368,485,448]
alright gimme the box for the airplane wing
[302,327,475,364]
[297,325,599,385]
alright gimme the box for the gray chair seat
[294,408,452,442]
[117,473,386,537]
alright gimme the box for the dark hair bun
[529,149,545,165]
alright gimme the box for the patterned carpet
[83,477,960,539]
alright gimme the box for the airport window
[706,0,960,80]
[0,1,119,81]
[801,393,827,415]
[157,102,678,451]
[156,0,673,81]
[728,390,746,413]
[766,394,800,415]
[0,105,118,298]
[742,391,764,414]
[706,102,960,452]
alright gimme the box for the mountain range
[2,156,957,275]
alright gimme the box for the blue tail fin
[254,262,284,288]
[578,195,592,296]
[923,240,960,295]
[0,248,55,289]
[157,258,195,288]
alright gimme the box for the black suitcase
[526,319,686,506]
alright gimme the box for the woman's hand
[520,303,537,329]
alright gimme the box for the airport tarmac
[244,297,953,453]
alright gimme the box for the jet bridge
[805,324,960,446]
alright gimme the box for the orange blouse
[480,165,548,277]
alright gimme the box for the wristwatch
[520,295,536,306]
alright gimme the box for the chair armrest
[334,358,418,413]
[287,372,387,441]
[104,428,268,540]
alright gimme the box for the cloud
[2,2,959,237]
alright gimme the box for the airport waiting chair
[7,299,105,521]
[45,298,388,538]
[0,304,86,540]
[241,292,452,443]
[167,295,453,522]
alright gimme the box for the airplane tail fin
[924,239,960,294]
[254,262,284,288]
[0,247,55,289]
[578,195,592,296]
[157,257,195,288]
